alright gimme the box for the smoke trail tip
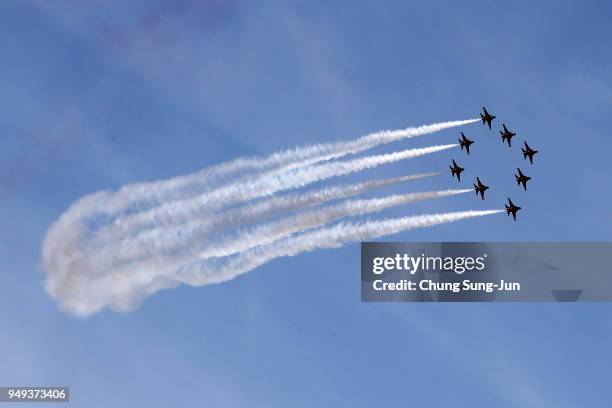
[397,171,442,182]
[472,209,505,215]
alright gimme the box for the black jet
[521,141,538,164]
[505,198,522,221]
[515,168,531,191]
[449,159,464,182]
[473,177,489,200]
[458,132,474,155]
[480,106,496,129]
[500,124,516,147]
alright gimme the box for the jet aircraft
[449,159,464,182]
[521,141,538,164]
[480,106,496,129]
[473,177,489,200]
[500,124,516,147]
[458,132,474,155]
[505,198,522,221]
[515,168,531,191]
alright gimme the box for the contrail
[194,189,472,260]
[42,144,455,307]
[40,118,485,317]
[44,119,474,252]
[90,119,479,214]
[93,188,468,267]
[94,172,440,256]
[43,209,501,316]
[101,144,457,238]
[211,172,440,228]
[182,210,504,286]
[44,120,475,276]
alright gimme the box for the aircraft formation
[450,106,539,221]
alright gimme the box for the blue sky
[1,0,612,406]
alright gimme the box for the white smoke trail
[43,209,501,316]
[93,172,441,258]
[94,118,479,214]
[41,118,484,317]
[102,144,457,238]
[43,119,475,281]
[194,189,472,260]
[92,188,469,269]
[210,172,440,228]
[182,210,504,286]
[42,144,455,307]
